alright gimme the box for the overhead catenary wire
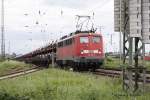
[14,0,113,54]
[86,0,112,14]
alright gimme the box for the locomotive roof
[58,32,102,43]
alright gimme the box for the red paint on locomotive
[56,32,104,70]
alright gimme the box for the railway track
[94,68,150,83]
[1,65,150,84]
[94,68,121,78]
[0,67,43,80]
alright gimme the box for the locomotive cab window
[92,36,100,43]
[80,37,89,43]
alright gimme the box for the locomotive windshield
[92,36,100,43]
[80,37,89,43]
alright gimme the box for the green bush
[0,91,30,100]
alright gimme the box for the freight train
[16,31,104,71]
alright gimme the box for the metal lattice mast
[114,0,148,93]
[1,0,5,59]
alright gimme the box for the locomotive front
[73,33,104,70]
[56,32,104,71]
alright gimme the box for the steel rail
[0,67,43,80]
[94,68,150,83]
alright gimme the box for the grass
[145,61,150,70]
[104,56,150,70]
[0,68,150,100]
[104,57,121,68]
[0,60,32,76]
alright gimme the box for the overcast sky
[0,0,149,55]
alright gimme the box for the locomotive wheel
[72,63,78,71]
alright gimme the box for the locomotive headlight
[98,51,101,54]
[81,50,84,54]
[98,49,101,54]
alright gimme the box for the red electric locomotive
[56,31,104,71]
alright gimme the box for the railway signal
[114,0,150,93]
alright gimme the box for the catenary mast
[1,0,5,59]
